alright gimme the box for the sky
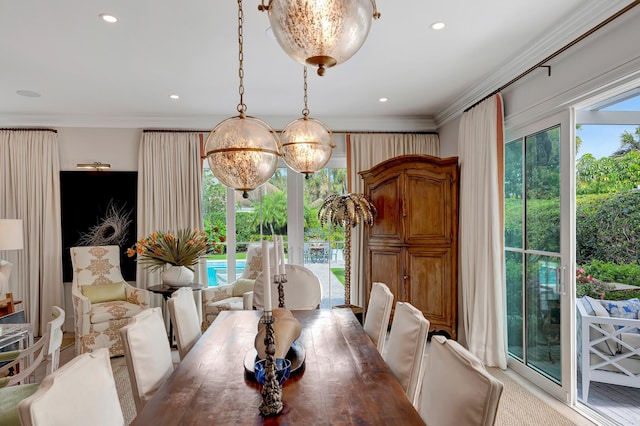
[577,95,640,159]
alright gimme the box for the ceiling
[0,1,633,131]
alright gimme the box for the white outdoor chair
[17,348,124,426]
[168,287,202,360]
[384,301,429,405]
[417,335,504,426]
[120,307,174,412]
[363,282,394,354]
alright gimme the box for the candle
[262,241,272,312]
[272,233,279,274]
[279,235,286,275]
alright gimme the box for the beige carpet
[111,362,580,425]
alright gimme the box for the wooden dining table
[132,308,424,425]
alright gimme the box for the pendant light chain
[237,0,247,116]
[302,66,310,118]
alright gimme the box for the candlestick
[259,313,283,416]
[278,235,286,275]
[262,241,272,312]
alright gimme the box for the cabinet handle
[403,275,408,280]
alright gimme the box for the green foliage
[576,151,640,194]
[576,280,616,298]
[580,259,640,286]
[505,198,559,252]
[603,288,640,301]
[576,191,640,265]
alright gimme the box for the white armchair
[201,243,269,329]
[70,245,150,357]
[577,296,640,401]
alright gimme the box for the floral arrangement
[127,228,208,271]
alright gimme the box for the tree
[612,126,640,157]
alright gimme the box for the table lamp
[0,219,24,297]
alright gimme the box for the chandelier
[281,66,335,178]
[205,0,281,199]
[259,0,381,76]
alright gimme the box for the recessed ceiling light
[431,22,446,30]
[16,90,41,98]
[99,13,118,23]
[379,97,388,103]
[169,94,180,100]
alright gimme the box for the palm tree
[318,193,377,307]
[612,126,640,157]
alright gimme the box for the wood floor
[579,377,640,425]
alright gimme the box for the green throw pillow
[232,278,256,297]
[81,282,127,304]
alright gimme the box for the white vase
[162,265,194,287]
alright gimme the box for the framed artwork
[60,171,137,282]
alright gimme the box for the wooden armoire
[360,155,459,339]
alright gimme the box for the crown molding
[434,1,636,128]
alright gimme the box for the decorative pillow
[603,298,640,334]
[241,244,263,280]
[583,296,617,355]
[232,278,256,297]
[81,282,127,304]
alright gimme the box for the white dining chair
[120,307,174,412]
[17,348,124,426]
[417,335,504,426]
[168,287,202,360]
[363,282,394,354]
[383,301,429,405]
[252,264,322,310]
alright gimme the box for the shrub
[580,260,640,286]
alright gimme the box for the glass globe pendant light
[281,66,335,178]
[205,0,281,199]
[259,0,381,76]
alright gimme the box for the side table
[148,283,204,346]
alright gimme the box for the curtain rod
[0,128,57,133]
[144,129,436,135]
[464,0,640,113]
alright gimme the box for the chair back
[2,306,65,386]
[17,348,124,426]
[252,264,322,310]
[384,301,429,405]
[0,293,16,316]
[120,307,173,412]
[70,246,125,290]
[168,287,202,360]
[363,282,394,353]
[418,335,504,426]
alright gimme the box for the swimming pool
[206,259,246,286]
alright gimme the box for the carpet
[489,368,576,426]
[112,363,580,425]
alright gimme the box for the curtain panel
[136,132,206,293]
[347,133,440,307]
[458,94,507,368]
[0,130,63,335]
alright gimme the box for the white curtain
[0,130,63,335]
[458,94,507,368]
[136,132,206,292]
[348,133,440,307]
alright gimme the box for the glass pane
[304,167,347,307]
[525,254,561,383]
[505,139,523,248]
[202,167,227,286]
[506,250,524,360]
[525,126,560,252]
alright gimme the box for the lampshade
[205,116,280,199]
[281,117,334,178]
[0,219,23,251]
[260,0,380,76]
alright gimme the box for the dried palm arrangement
[318,193,377,307]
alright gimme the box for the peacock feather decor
[318,193,377,307]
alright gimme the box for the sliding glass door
[505,111,575,402]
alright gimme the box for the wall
[437,7,640,151]
[57,128,140,171]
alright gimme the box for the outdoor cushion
[582,296,617,355]
[603,298,640,333]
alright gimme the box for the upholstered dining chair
[17,348,124,426]
[251,264,322,310]
[70,245,150,357]
[417,335,504,426]
[168,287,202,360]
[384,301,429,405]
[120,307,174,412]
[0,306,65,387]
[363,282,394,354]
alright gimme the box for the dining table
[132,308,425,425]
